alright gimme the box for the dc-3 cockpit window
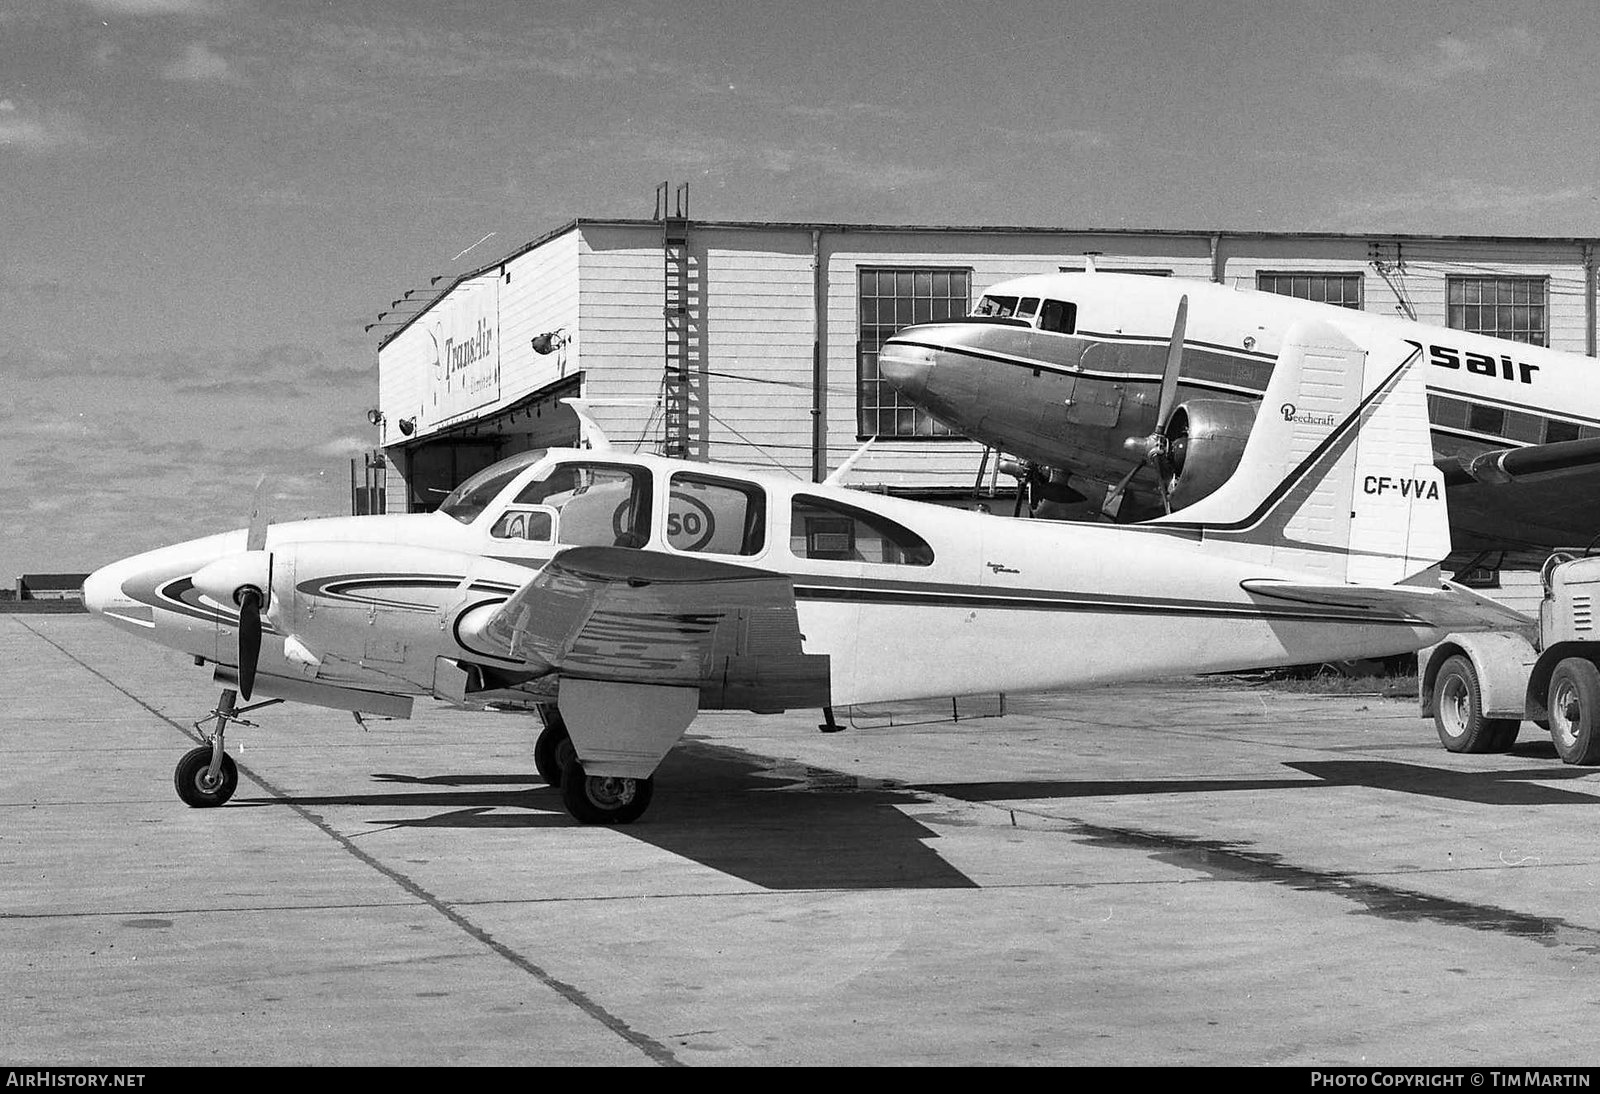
[972,294,1019,318]
[1039,299,1077,334]
[667,473,766,555]
[790,495,934,566]
[512,462,652,548]
[438,450,550,524]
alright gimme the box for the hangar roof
[374,216,1600,350]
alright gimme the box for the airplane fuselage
[85,447,1456,718]
[880,273,1598,542]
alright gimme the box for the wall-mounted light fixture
[531,328,569,355]
[398,417,417,436]
[366,409,385,426]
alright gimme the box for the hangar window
[1447,276,1548,346]
[790,495,933,566]
[513,463,652,548]
[666,473,766,556]
[1257,272,1364,309]
[858,267,970,439]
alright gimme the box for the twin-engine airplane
[85,326,1523,825]
[880,271,1600,554]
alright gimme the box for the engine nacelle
[1160,398,1257,510]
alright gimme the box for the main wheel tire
[533,722,575,788]
[174,746,238,807]
[1433,655,1520,754]
[1548,658,1600,765]
[558,754,653,825]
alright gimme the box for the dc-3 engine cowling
[1158,399,1257,511]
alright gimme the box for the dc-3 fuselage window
[1039,299,1077,334]
[513,463,653,548]
[790,495,934,566]
[666,473,766,555]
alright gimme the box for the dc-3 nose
[875,335,937,399]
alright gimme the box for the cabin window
[666,473,766,555]
[514,463,652,548]
[1447,276,1548,346]
[790,495,934,566]
[858,267,970,439]
[1257,272,1364,309]
[489,507,555,542]
[1039,299,1077,334]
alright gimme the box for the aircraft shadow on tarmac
[234,738,978,891]
[921,748,1600,808]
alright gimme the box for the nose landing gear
[174,688,281,807]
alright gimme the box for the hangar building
[370,209,1600,547]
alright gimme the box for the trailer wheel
[1548,658,1600,765]
[1433,655,1519,753]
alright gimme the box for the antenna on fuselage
[1083,252,1100,273]
[823,438,875,486]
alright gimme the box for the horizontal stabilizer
[1240,578,1531,632]
[464,546,830,711]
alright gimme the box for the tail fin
[1151,319,1447,583]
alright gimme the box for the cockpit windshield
[972,294,1076,334]
[972,294,1020,318]
[438,449,549,524]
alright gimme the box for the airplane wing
[1439,437,1600,554]
[1239,577,1532,631]
[468,546,831,713]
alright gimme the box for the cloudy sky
[5,0,1599,576]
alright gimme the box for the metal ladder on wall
[658,181,692,458]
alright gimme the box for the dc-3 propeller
[1103,294,1189,518]
[191,479,273,701]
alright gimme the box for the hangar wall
[373,219,1597,516]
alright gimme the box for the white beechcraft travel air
[84,323,1524,825]
[879,271,1600,554]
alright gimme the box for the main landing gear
[173,688,280,808]
[534,704,655,825]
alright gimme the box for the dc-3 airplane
[879,271,1600,554]
[84,322,1525,825]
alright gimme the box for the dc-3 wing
[1438,437,1600,554]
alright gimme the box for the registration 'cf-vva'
[85,321,1521,824]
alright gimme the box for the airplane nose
[82,563,121,617]
[877,338,935,399]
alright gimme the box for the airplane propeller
[192,478,273,701]
[1103,295,1188,518]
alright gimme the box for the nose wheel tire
[1549,658,1600,765]
[559,753,653,825]
[174,746,238,807]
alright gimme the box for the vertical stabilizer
[1151,321,1446,583]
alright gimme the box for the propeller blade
[237,587,262,701]
[247,476,269,552]
[1156,295,1188,427]
[1100,462,1140,519]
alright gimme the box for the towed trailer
[1420,553,1600,765]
